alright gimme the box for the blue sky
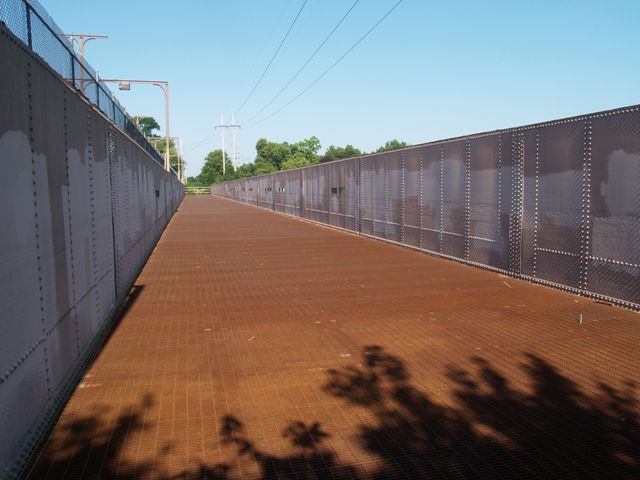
[41,0,640,177]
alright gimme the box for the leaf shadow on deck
[27,346,639,479]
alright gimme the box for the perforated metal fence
[213,105,640,309]
[0,0,165,166]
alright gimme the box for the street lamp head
[118,82,131,91]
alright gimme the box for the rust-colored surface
[27,196,639,479]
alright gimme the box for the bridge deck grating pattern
[26,195,640,479]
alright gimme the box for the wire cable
[183,131,215,150]
[243,0,360,124]
[246,0,403,126]
[235,0,309,115]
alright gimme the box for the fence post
[25,3,33,49]
[70,54,75,86]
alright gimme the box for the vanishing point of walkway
[28,196,639,479]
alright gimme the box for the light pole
[65,33,108,61]
[149,136,186,183]
[64,33,108,90]
[90,79,171,171]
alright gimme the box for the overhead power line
[183,131,215,150]
[244,0,361,124]
[235,0,309,115]
[246,0,403,127]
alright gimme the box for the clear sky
[41,0,640,177]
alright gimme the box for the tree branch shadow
[27,346,639,479]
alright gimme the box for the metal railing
[185,186,211,195]
[0,0,166,166]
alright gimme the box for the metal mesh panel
[2,0,164,165]
[360,156,375,235]
[97,84,113,120]
[523,122,584,287]
[441,141,466,257]
[402,148,420,247]
[587,109,640,302]
[419,145,442,252]
[332,159,357,231]
[0,0,28,43]
[212,105,640,308]
[30,12,72,80]
[370,154,386,237]
[306,164,328,224]
[468,135,502,265]
[386,151,402,242]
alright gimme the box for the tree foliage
[254,136,321,172]
[197,150,235,185]
[376,139,409,153]
[153,138,181,171]
[195,136,409,185]
[137,116,160,137]
[320,144,363,163]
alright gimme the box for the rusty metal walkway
[27,196,640,479]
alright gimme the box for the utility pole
[215,115,241,176]
[231,114,238,172]
[216,114,226,176]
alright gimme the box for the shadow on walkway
[28,347,639,479]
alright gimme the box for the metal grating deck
[26,195,640,479]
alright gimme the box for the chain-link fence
[213,105,640,310]
[0,0,165,166]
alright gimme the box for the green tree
[376,139,409,153]
[289,136,321,165]
[137,116,160,136]
[153,138,182,172]
[320,144,362,163]
[255,138,291,171]
[281,152,312,170]
[236,162,256,178]
[197,150,235,185]
[186,176,204,186]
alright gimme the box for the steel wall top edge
[0,21,165,168]
[211,103,640,188]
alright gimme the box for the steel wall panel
[523,122,584,287]
[0,25,184,477]
[419,145,442,252]
[30,64,73,336]
[0,37,44,395]
[386,151,402,242]
[367,154,386,238]
[468,135,503,265]
[310,164,329,224]
[66,91,99,349]
[302,167,314,220]
[329,163,340,227]
[441,142,466,257]
[91,111,116,325]
[274,174,285,213]
[587,110,640,302]
[360,157,375,235]
[339,159,358,231]
[402,149,420,247]
[348,159,359,231]
[211,105,639,308]
[0,346,49,474]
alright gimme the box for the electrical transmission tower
[214,114,241,175]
